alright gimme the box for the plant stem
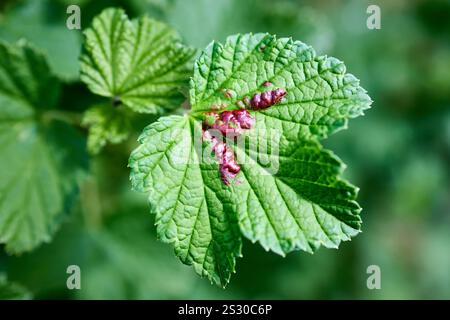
[41,110,83,126]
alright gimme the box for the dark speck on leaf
[112,96,122,107]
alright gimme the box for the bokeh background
[0,0,449,299]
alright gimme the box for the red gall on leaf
[202,109,255,185]
[233,109,255,129]
[203,130,240,185]
[250,88,286,110]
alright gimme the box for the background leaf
[0,275,31,299]
[0,0,82,81]
[80,8,196,114]
[0,41,88,253]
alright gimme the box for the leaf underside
[0,41,87,254]
[130,33,372,287]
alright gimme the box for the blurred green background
[0,0,449,299]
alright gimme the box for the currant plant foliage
[0,6,372,288]
[81,104,131,155]
[130,33,372,287]
[0,41,87,254]
[80,8,196,154]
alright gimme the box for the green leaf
[130,115,242,287]
[190,33,371,140]
[129,33,372,286]
[82,104,131,154]
[0,0,82,81]
[0,275,32,300]
[80,8,196,114]
[0,41,88,254]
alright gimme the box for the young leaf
[0,41,88,254]
[129,33,372,287]
[80,8,196,114]
[82,104,131,154]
